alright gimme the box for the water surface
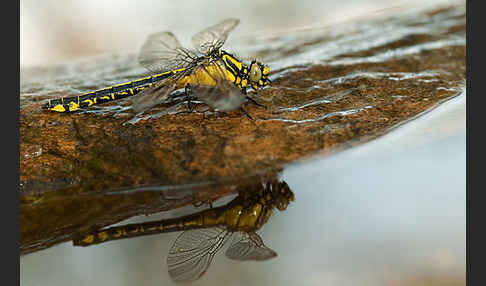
[20,92,465,285]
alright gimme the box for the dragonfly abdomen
[43,69,185,113]
[73,207,226,246]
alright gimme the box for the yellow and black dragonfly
[72,178,294,282]
[42,18,271,117]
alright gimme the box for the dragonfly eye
[249,63,262,83]
[274,196,289,210]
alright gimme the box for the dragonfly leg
[246,96,267,109]
[240,106,254,120]
[193,199,214,208]
[184,84,193,112]
[175,105,211,116]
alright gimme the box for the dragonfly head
[248,60,271,90]
[269,180,294,211]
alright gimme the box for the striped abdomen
[43,69,185,113]
[72,200,270,246]
[73,206,226,246]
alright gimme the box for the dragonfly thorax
[223,180,294,232]
[217,50,271,91]
[223,202,272,232]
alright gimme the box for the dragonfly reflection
[73,178,294,282]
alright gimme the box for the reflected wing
[225,232,277,261]
[191,18,240,54]
[138,31,197,73]
[191,61,246,111]
[130,75,181,114]
[167,226,231,282]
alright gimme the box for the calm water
[20,91,465,286]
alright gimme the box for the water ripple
[262,105,373,124]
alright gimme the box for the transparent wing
[130,75,181,114]
[138,31,197,73]
[191,18,240,54]
[131,58,245,114]
[225,232,277,261]
[167,226,231,282]
[191,60,246,111]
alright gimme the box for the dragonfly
[72,178,294,282]
[42,18,271,118]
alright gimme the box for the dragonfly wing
[138,31,197,73]
[191,62,246,111]
[192,83,245,112]
[130,77,179,114]
[191,18,240,54]
[167,226,231,282]
[225,232,277,261]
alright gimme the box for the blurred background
[20,0,454,67]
